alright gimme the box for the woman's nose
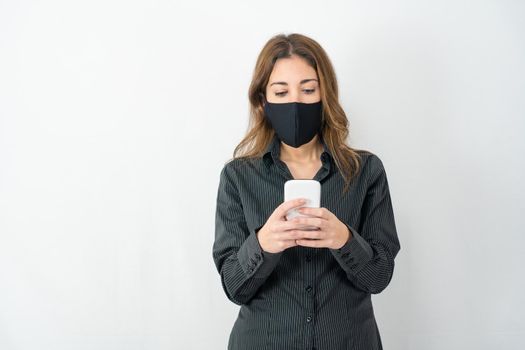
[288,93,305,103]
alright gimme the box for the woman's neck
[279,135,323,163]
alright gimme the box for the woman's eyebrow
[270,78,318,86]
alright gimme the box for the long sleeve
[329,156,401,294]
[212,162,282,305]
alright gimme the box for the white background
[1,0,524,349]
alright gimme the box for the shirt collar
[262,133,334,171]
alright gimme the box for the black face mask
[263,96,323,148]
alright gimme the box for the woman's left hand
[292,207,352,249]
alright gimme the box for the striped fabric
[212,133,401,350]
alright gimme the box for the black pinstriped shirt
[212,134,401,350]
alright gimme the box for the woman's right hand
[256,198,310,254]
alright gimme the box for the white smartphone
[284,179,321,231]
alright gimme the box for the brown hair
[231,32,366,194]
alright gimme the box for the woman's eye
[274,89,315,97]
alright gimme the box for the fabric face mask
[263,96,323,148]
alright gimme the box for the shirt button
[306,315,312,323]
[305,285,312,293]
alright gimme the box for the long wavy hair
[231,33,366,194]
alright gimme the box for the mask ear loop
[317,106,326,143]
[320,105,326,128]
[259,92,267,105]
[259,93,272,130]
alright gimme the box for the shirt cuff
[237,226,282,278]
[330,224,374,274]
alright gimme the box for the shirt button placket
[303,249,316,349]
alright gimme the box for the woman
[212,33,401,350]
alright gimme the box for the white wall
[1,1,524,349]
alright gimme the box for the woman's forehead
[270,55,317,79]
[271,55,317,78]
